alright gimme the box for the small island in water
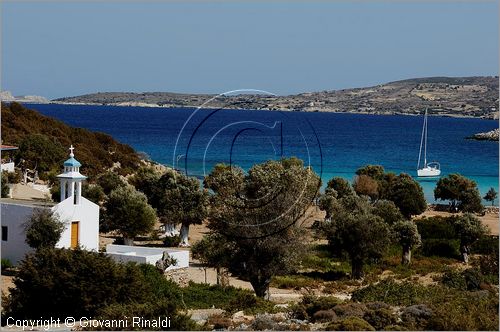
[467,128,499,141]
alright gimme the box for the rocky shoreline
[467,128,499,141]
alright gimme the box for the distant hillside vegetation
[1,102,140,179]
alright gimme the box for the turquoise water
[27,103,499,204]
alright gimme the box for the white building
[1,145,18,173]
[1,146,99,264]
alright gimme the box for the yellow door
[71,222,79,249]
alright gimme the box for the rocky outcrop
[0,91,48,103]
[467,128,499,141]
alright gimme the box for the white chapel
[1,146,99,264]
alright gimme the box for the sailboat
[417,108,441,177]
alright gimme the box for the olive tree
[24,209,65,250]
[484,187,498,206]
[325,177,354,199]
[434,174,483,213]
[353,175,379,201]
[198,158,320,297]
[385,173,427,218]
[453,213,488,263]
[152,169,208,246]
[323,195,391,279]
[393,220,421,265]
[103,185,156,245]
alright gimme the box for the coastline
[45,101,498,120]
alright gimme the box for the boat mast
[424,109,428,167]
[417,108,427,169]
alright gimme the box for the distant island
[467,128,499,141]
[51,76,499,119]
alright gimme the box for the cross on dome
[69,145,75,157]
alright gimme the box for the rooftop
[0,197,55,208]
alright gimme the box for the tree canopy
[434,174,483,213]
[24,209,65,250]
[197,158,320,297]
[103,185,156,244]
[322,195,391,279]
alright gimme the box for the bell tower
[57,145,86,204]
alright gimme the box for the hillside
[54,76,499,119]
[1,102,140,178]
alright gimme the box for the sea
[26,103,499,204]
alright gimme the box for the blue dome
[64,157,82,167]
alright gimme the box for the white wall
[106,244,189,271]
[52,196,99,251]
[1,162,15,173]
[1,202,37,264]
[1,196,99,265]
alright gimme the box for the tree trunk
[163,222,178,237]
[460,244,470,264]
[123,237,134,246]
[402,246,412,265]
[216,267,221,285]
[250,277,271,298]
[179,223,190,247]
[351,259,364,279]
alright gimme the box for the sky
[1,1,498,99]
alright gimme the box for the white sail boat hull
[417,166,441,177]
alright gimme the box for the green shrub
[364,308,397,330]
[312,309,337,322]
[1,258,13,270]
[333,303,368,318]
[416,216,456,239]
[420,238,460,258]
[441,269,467,290]
[426,292,498,330]
[3,248,185,322]
[163,235,181,247]
[471,236,499,255]
[442,268,483,291]
[351,279,446,307]
[291,295,342,320]
[326,316,375,331]
[271,275,317,289]
[181,282,274,314]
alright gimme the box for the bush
[471,235,499,255]
[1,258,13,270]
[426,292,498,330]
[420,238,460,258]
[291,295,342,320]
[416,216,456,239]
[2,248,186,322]
[401,304,432,330]
[326,316,375,331]
[181,282,274,314]
[364,308,397,330]
[351,279,445,307]
[312,309,337,322]
[163,235,181,247]
[333,303,368,318]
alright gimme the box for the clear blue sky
[2,1,498,99]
